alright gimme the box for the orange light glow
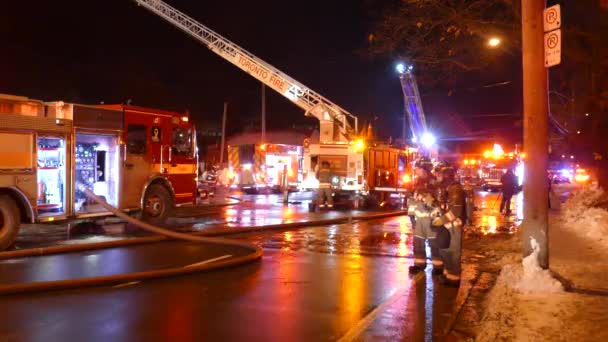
[463,159,470,165]
[575,173,590,182]
[402,174,411,183]
[483,150,492,159]
[492,143,504,159]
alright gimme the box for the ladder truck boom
[398,65,427,143]
[134,0,358,143]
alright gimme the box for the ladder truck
[135,0,416,207]
[397,64,428,145]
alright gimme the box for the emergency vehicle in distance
[458,144,524,192]
[135,0,418,206]
[0,94,198,250]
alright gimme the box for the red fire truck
[0,94,197,250]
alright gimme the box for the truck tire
[142,184,174,226]
[0,195,20,251]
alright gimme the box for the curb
[550,269,608,297]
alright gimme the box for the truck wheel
[0,195,20,251]
[142,184,174,225]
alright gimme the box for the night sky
[1,0,521,148]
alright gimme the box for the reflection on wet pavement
[239,215,414,259]
[3,189,525,341]
[468,191,523,236]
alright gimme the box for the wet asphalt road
[0,191,522,341]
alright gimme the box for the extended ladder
[398,66,428,143]
[134,0,358,143]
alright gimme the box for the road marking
[184,254,233,268]
[337,272,426,342]
[113,281,141,289]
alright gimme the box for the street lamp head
[488,37,501,47]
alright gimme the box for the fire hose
[0,188,263,296]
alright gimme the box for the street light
[488,37,501,47]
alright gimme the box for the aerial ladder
[397,64,428,145]
[133,0,357,144]
[135,0,416,205]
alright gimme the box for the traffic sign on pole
[544,29,561,67]
[543,4,561,32]
[543,4,561,68]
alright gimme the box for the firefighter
[409,192,443,274]
[316,161,333,208]
[409,168,443,275]
[434,167,466,287]
[408,163,435,232]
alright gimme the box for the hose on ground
[0,188,262,296]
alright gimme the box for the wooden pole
[521,0,549,268]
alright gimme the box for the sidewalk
[451,186,608,341]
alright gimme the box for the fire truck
[134,0,417,205]
[226,143,302,193]
[0,94,197,250]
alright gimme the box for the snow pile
[562,185,608,247]
[562,184,604,213]
[497,238,563,294]
[476,238,564,341]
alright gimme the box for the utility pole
[521,0,549,268]
[219,102,228,166]
[261,84,266,143]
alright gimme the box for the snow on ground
[561,185,608,247]
[476,237,608,341]
[476,186,608,341]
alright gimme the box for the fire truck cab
[0,94,197,250]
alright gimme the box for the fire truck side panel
[73,131,121,214]
[0,113,73,222]
[367,147,401,191]
[121,109,170,209]
[303,143,364,191]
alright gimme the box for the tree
[368,0,520,85]
[369,0,608,186]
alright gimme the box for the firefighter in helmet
[409,192,444,275]
[316,160,333,208]
[408,162,442,275]
[433,166,466,287]
[408,161,435,227]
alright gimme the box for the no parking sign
[543,4,561,68]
